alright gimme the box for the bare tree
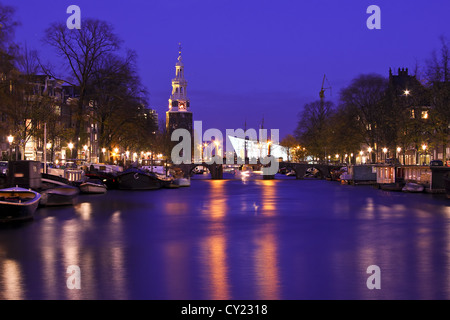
[426,36,450,161]
[294,100,334,161]
[339,74,388,162]
[42,19,121,159]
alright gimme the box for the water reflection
[0,180,449,299]
[1,259,24,300]
[254,230,280,299]
[203,180,227,221]
[202,234,230,300]
[260,180,277,215]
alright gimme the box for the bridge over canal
[175,161,343,180]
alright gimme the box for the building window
[410,109,415,119]
[421,110,428,119]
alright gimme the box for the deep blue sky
[3,0,449,139]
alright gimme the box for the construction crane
[319,74,332,101]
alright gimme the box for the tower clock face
[179,103,185,110]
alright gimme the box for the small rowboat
[40,185,79,206]
[0,187,41,222]
[79,179,107,194]
[402,182,424,193]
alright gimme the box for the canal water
[0,174,449,300]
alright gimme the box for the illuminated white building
[228,136,288,161]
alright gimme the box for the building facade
[166,45,193,158]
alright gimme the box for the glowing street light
[397,147,401,153]
[422,144,427,152]
[404,90,410,96]
[7,135,13,161]
[114,148,119,154]
[46,142,52,150]
[102,148,106,154]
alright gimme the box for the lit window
[410,109,415,119]
[421,110,428,119]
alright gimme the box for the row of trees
[0,3,160,162]
[285,37,450,164]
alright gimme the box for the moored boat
[0,187,41,222]
[40,185,79,206]
[116,168,162,190]
[235,164,263,180]
[173,177,191,187]
[85,164,120,189]
[402,182,425,193]
[79,179,107,194]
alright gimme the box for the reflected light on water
[202,234,230,300]
[165,202,189,215]
[108,210,128,299]
[260,180,277,215]
[75,202,92,220]
[254,230,280,299]
[1,259,24,300]
[41,217,58,299]
[164,241,190,299]
[204,180,227,220]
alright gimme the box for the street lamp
[382,148,388,162]
[203,142,208,161]
[83,145,88,162]
[68,142,74,160]
[7,135,13,161]
[422,144,427,165]
[214,140,219,157]
[404,89,410,96]
[368,147,372,163]
[267,140,272,156]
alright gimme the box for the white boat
[173,177,191,187]
[235,164,263,180]
[0,187,41,222]
[40,185,79,206]
[402,182,424,193]
[79,179,107,194]
[286,170,296,177]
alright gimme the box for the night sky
[3,0,449,139]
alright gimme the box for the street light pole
[7,135,13,162]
